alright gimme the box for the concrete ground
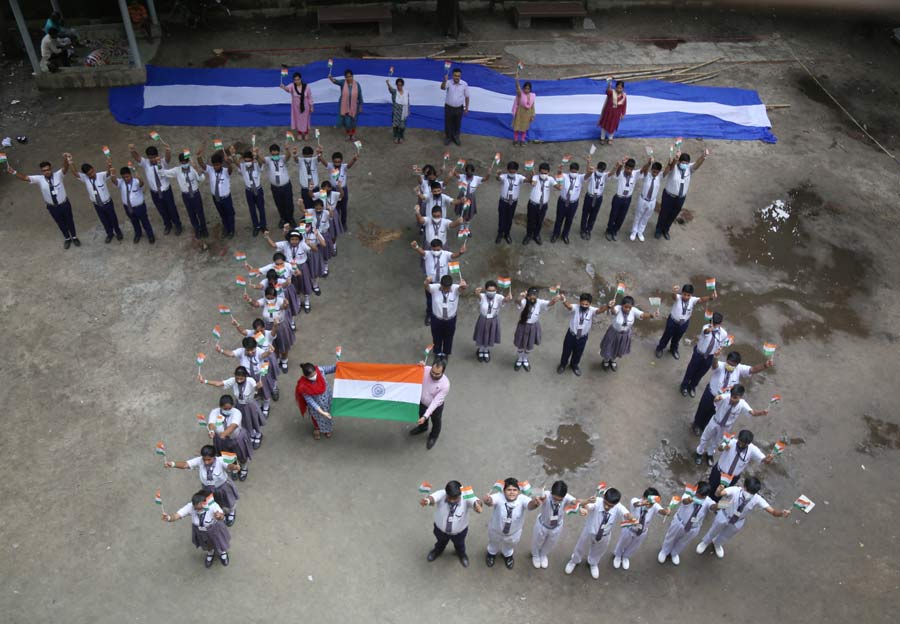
[2,6,899,623]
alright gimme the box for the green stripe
[331,398,419,423]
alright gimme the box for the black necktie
[90,178,101,205]
[445,502,458,533]
[125,181,133,209]
[717,403,735,427]
[49,178,59,206]
[727,447,745,475]
[595,510,610,541]
[187,171,195,197]
[729,493,748,524]
[247,355,257,377]
[274,161,281,186]
[506,176,514,201]
[549,501,560,529]
[679,169,686,197]
[441,292,449,320]
[645,175,655,201]
[566,175,574,202]
[206,463,214,482]
[198,510,207,528]
[249,164,257,192]
[433,256,441,282]
[577,309,588,338]
[502,504,514,534]
[305,160,312,180]
[214,172,222,200]
[705,330,717,355]
[154,166,162,192]
[635,507,648,534]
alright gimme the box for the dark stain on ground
[663,447,706,484]
[202,51,251,68]
[858,415,900,453]
[535,423,594,474]
[650,38,686,50]
[723,184,873,343]
[796,74,839,111]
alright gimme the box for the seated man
[40,28,74,73]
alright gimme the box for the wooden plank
[514,2,587,18]
[318,5,392,25]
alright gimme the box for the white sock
[323,262,329,270]
[304,295,310,304]
[207,549,215,556]
[516,350,524,363]
[263,400,270,410]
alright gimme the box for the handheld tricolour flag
[723,334,735,348]
[218,304,232,316]
[461,486,476,500]
[221,451,237,465]
[794,495,815,513]
[456,158,466,169]
[770,394,782,405]
[492,480,505,492]
[196,413,207,427]
[668,495,682,510]
[315,128,321,145]
[196,352,206,367]
[620,518,640,529]
[327,58,334,71]
[0,153,6,165]
[706,277,716,291]
[493,152,501,166]
[517,61,524,73]
[648,296,662,311]
[443,61,451,73]
[388,66,394,76]
[704,308,713,322]
[497,277,511,290]
[549,284,560,296]
[353,140,362,152]
[596,481,608,496]
[259,360,271,376]
[213,139,223,150]
[102,145,111,158]
[281,65,288,78]
[774,441,787,455]
[561,155,571,165]
[565,503,580,515]
[335,346,343,361]
[682,484,697,499]
[524,160,534,171]
[182,149,191,159]
[212,325,222,341]
[285,130,296,143]
[763,342,778,358]
[424,343,433,360]
[675,137,684,149]
[234,251,247,262]
[418,481,432,494]
[203,493,215,510]
[235,275,247,287]
[448,261,461,277]
[518,481,533,496]
[155,489,163,505]
[331,168,340,182]
[155,441,166,457]
[615,282,626,297]
[721,431,735,446]
[149,131,161,142]
[719,472,734,487]
[589,144,597,156]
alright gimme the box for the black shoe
[654,231,662,239]
[133,234,141,244]
[692,425,702,436]
[226,231,235,239]
[252,227,260,237]
[201,229,210,238]
[453,138,461,146]
[671,350,680,360]
[426,437,437,450]
[495,235,503,244]
[303,304,311,313]
[280,362,288,373]
[72,238,81,247]
[550,234,559,243]
[486,553,496,567]
[611,233,618,241]
[694,452,703,465]
[663,232,670,240]
[409,425,426,436]
[219,552,229,566]
[504,234,512,244]
[602,360,610,370]
[586,231,592,240]
[655,349,663,359]
[572,365,582,377]
[272,388,280,401]
[148,234,156,244]
[706,454,715,467]
[689,388,696,398]
[252,437,261,450]
[605,232,613,241]
[116,231,124,241]
[425,313,431,326]
[313,286,321,296]
[504,555,514,569]
[238,469,248,481]
[64,239,71,249]
[427,549,441,562]
[225,511,236,526]
[459,553,469,567]
[562,235,570,244]
[523,361,531,372]
[175,224,183,235]
[164,225,172,235]
[609,361,618,371]
[580,231,587,240]
[104,235,113,244]
[534,235,542,245]
[522,236,530,245]
[484,352,491,363]
[557,365,566,374]
[205,553,215,568]
[680,387,689,397]
[444,139,451,146]
[514,361,522,371]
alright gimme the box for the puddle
[858,414,900,453]
[535,424,594,475]
[724,184,873,343]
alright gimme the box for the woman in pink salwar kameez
[281,72,314,141]
[598,79,626,144]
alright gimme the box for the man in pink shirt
[409,361,450,449]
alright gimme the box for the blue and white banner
[109,61,776,143]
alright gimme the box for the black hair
[265,269,278,283]
[682,284,695,294]
[429,238,443,248]
[178,153,190,163]
[596,161,607,172]
[48,27,59,37]
[643,487,660,499]
[301,362,316,377]
[430,181,443,191]
[519,286,540,324]
[331,152,343,161]
[603,487,622,505]
[484,280,498,290]
[695,481,712,498]
[302,146,314,156]
[430,205,443,215]
[200,445,216,458]
[234,366,249,377]
[712,312,724,324]
[80,163,92,174]
[264,286,277,298]
[252,318,265,330]
[503,477,519,491]
[288,229,301,239]
[218,395,234,408]
[550,480,568,497]
[292,72,301,80]
[621,295,635,306]
[615,80,625,89]
[423,164,437,176]
[744,475,762,494]
[241,336,257,350]
[273,252,286,262]
[464,163,475,174]
[507,161,519,171]
[344,69,353,77]
[579,292,593,304]
[191,490,209,506]
[396,78,405,86]
[313,199,325,208]
[39,161,52,169]
[538,162,550,172]
[431,359,446,373]
[242,150,253,159]
[679,153,691,163]
[569,162,580,172]
[651,162,663,172]
[445,480,462,498]
[522,81,532,90]
[146,146,159,157]
[269,144,280,153]
[119,166,131,175]
[452,68,461,75]
[625,158,636,168]
[211,153,224,165]
[730,384,746,397]
[439,275,453,288]
[737,429,754,444]
[726,351,742,364]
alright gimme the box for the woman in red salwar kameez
[598,79,627,144]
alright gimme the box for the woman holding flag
[329,69,363,141]
[280,71,314,141]
[511,73,535,147]
[295,361,336,440]
[200,366,267,450]
[386,76,411,144]
[162,489,232,568]
[165,445,241,526]
[472,280,512,363]
[599,294,659,372]
[598,78,627,144]
[207,395,252,481]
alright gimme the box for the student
[441,67,469,146]
[197,148,236,239]
[206,395,252,481]
[421,480,483,567]
[318,180,344,253]
[316,147,358,231]
[692,351,774,436]
[511,76,535,146]
[295,361,336,440]
[493,161,527,244]
[162,489,231,568]
[613,487,670,570]
[411,238,466,326]
[231,146,267,237]
[551,161,584,244]
[414,204,464,248]
[629,158,662,242]
[708,430,774,498]
[329,69,364,141]
[244,286,294,373]
[565,487,632,579]
[514,286,560,371]
[449,163,482,223]
[259,144,293,229]
[265,230,317,313]
[482,478,538,569]
[294,145,320,210]
[130,143,182,235]
[386,77,411,144]
[523,163,560,245]
[658,481,716,565]
[655,283,717,360]
[249,266,298,323]
[216,335,279,410]
[680,312,728,397]
[415,164,445,220]
[472,280,511,363]
[418,180,458,224]
[425,275,468,360]
[72,160,123,243]
[164,445,241,526]
[8,156,80,248]
[410,361,450,450]
[281,71,314,141]
[557,293,609,376]
[530,481,580,569]
[600,295,658,371]
[163,152,208,239]
[696,387,768,466]
[598,78,626,144]
[310,199,335,277]
[655,150,707,240]
[605,157,637,241]
[579,158,608,240]
[201,366,268,450]
[109,164,155,244]
[696,476,790,559]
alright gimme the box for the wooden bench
[512,2,588,29]
[317,4,393,36]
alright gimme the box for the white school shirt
[712,394,753,429]
[586,171,608,197]
[163,165,205,194]
[231,347,266,376]
[717,439,766,475]
[709,361,753,394]
[518,298,549,324]
[717,486,769,523]
[208,406,243,434]
[498,173,526,202]
[312,209,331,234]
[115,177,146,207]
[568,305,599,337]
[639,171,662,203]
[560,172,585,203]
[186,456,230,487]
[697,324,728,355]
[259,262,295,282]
[477,293,505,319]
[673,497,716,530]
[627,498,665,536]
[669,296,702,323]
[424,250,452,280]
[176,501,223,530]
[28,171,68,205]
[329,162,348,189]
[537,493,576,530]
[582,501,629,541]
[138,157,171,192]
[264,156,290,187]
[243,329,274,352]
[458,174,483,197]
[425,193,454,220]
[76,172,112,205]
[205,165,231,198]
[610,304,644,332]
[665,163,696,198]
[488,492,532,536]
[419,176,444,198]
[529,175,555,205]
[257,296,286,324]
[614,170,637,198]
[431,489,477,536]
[223,376,258,404]
[429,284,461,320]
[424,217,452,245]
[277,240,311,265]
[297,157,320,187]
[238,161,263,190]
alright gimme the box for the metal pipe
[117,0,143,70]
[146,0,159,26]
[9,0,41,74]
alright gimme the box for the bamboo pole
[671,57,724,75]
[680,72,720,84]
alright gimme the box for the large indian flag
[332,362,422,422]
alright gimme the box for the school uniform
[297,156,320,210]
[697,394,754,456]
[559,305,599,371]
[223,376,267,440]
[430,489,478,558]
[659,496,716,559]
[530,494,576,563]
[692,361,753,431]
[472,292,505,350]
[186,456,240,510]
[486,492,533,558]
[429,284,461,356]
[265,156,293,228]
[177,500,231,554]
[681,324,728,394]
[28,170,77,240]
[514,298,549,353]
[114,177,155,241]
[700,486,769,548]
[139,157,182,233]
[323,189,345,242]
[208,406,253,465]
[496,173,525,240]
[525,175,555,243]
[423,192,455,221]
[422,217,453,247]
[599,304,644,361]
[422,250,453,318]
[552,172,584,241]
[257,296,296,354]
[630,171,661,238]
[163,165,207,237]
[708,440,766,499]
[232,345,277,403]
[330,162,350,230]
[656,295,701,356]
[238,161,267,232]
[605,169,637,239]
[455,174,482,221]
[614,498,664,562]
[580,170,608,237]
[311,209,333,273]
[655,162,696,238]
[260,274,298,320]
[205,165,236,236]
[568,501,629,567]
[76,172,122,240]
[276,240,315,299]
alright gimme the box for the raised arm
[410,240,426,257]
[129,144,142,163]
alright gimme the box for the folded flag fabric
[212,325,222,340]
[335,346,342,360]
[196,413,207,427]
[497,277,511,289]
[596,481,608,495]
[155,489,163,505]
[331,362,423,422]
[461,485,476,500]
[155,441,166,456]
[220,451,237,465]
[102,145,111,157]
[770,394,782,404]
[704,308,713,321]
[218,305,231,315]
[706,277,716,291]
[773,441,787,455]
[235,276,247,287]
[213,139,223,150]
[719,472,734,487]
[793,495,815,513]
[620,518,640,528]
[492,480,505,492]
[418,481,432,494]
[763,342,778,358]
[203,493,215,510]
[668,495,682,509]
[448,261,461,275]
[518,481,532,496]
[524,160,534,171]
[683,484,697,499]
[149,130,161,141]
[196,353,206,366]
[234,251,247,261]
[565,503,580,515]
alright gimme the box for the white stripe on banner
[332,378,421,404]
[143,75,770,128]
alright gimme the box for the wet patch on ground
[356,220,403,253]
[857,415,900,453]
[535,423,594,475]
[647,440,707,491]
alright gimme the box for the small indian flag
[565,503,580,515]
[549,285,559,296]
[596,481,608,495]
[770,394,782,404]
[704,308,713,321]
[331,168,340,181]
[721,431,735,445]
[763,342,778,358]
[353,140,362,151]
[203,493,215,510]
[648,296,661,309]
[443,151,450,161]
[234,251,247,261]
[212,325,222,340]
[683,484,697,499]
[304,215,314,224]
[774,441,787,455]
[196,413,207,427]
[418,481,432,494]
[706,277,716,291]
[218,305,231,315]
[719,472,734,487]
[335,346,342,360]
[155,441,166,456]
[315,129,321,140]
[615,282,626,296]
[215,412,225,425]
[331,362,423,422]
[424,343,433,358]
[620,518,640,528]
[213,139,223,150]
[461,486,476,500]
[456,181,467,192]
[101,145,111,157]
[149,131,161,141]
[793,494,815,513]
[723,334,735,347]
[456,158,466,168]
[388,66,394,76]
[318,190,328,200]
[497,277,511,289]
[646,495,661,506]
[443,61,451,72]
[251,134,256,147]
[668,495,682,509]
[155,489,163,505]
[457,225,469,240]
[259,360,271,376]
[0,153,6,164]
[285,130,295,142]
[196,353,206,366]
[327,58,334,69]
[518,481,533,496]
[281,66,288,77]
[555,174,564,184]
[675,137,683,148]
[220,451,237,465]
[561,155,571,165]
[492,480,505,492]
[182,149,191,159]
[517,61,524,72]
[493,152,501,165]
[235,275,247,287]
[448,261,461,275]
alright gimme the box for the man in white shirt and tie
[9,155,80,248]
[72,160,123,243]
[655,283,716,360]
[629,158,662,242]
[580,159,608,240]
[109,164,156,244]
[163,153,208,239]
[420,480,482,566]
[557,292,602,376]
[655,150,707,240]
[424,275,468,360]
[440,68,469,146]
[551,162,585,245]
[130,143,183,236]
[197,147,236,239]
[605,157,637,241]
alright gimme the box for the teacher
[441,67,469,147]
[329,69,364,142]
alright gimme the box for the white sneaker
[622,557,630,570]
[541,556,549,569]
[532,556,541,569]
[629,233,636,241]
[637,233,645,242]
[696,541,709,554]
[714,544,725,559]
[565,560,577,574]
[671,554,680,566]
[613,556,622,569]
[590,564,600,579]
[657,551,667,564]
